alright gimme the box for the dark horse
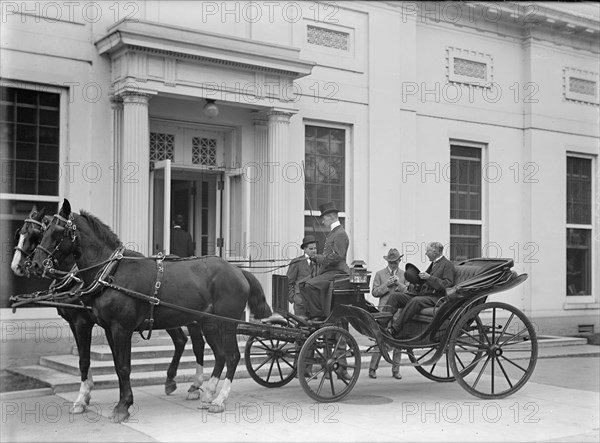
[11,206,211,412]
[31,199,272,422]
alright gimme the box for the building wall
[1,2,598,366]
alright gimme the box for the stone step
[84,342,247,361]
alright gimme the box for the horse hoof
[111,411,129,423]
[186,388,201,401]
[197,401,211,410]
[70,403,86,414]
[208,403,225,414]
[165,379,177,395]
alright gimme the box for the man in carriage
[301,202,350,322]
[386,241,455,337]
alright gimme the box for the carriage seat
[386,264,482,323]
[321,274,371,317]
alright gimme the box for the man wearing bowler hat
[370,248,407,379]
[302,202,350,321]
[286,235,318,317]
[386,242,456,337]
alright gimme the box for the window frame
[449,140,487,262]
[565,153,596,301]
[0,82,67,205]
[303,121,350,254]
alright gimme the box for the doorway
[151,162,223,257]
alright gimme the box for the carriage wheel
[408,315,485,382]
[244,320,298,388]
[297,326,361,402]
[448,302,538,399]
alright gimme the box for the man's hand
[387,275,399,287]
[419,272,431,280]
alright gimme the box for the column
[266,110,293,263]
[110,96,123,234]
[251,113,271,300]
[120,91,153,254]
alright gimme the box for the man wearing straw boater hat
[301,201,350,321]
[369,248,407,380]
[286,235,318,317]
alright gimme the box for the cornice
[95,19,316,79]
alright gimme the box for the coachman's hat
[300,235,317,249]
[404,263,425,285]
[318,201,339,217]
[383,248,403,262]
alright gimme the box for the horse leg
[67,312,95,414]
[197,321,224,409]
[164,327,188,395]
[186,323,206,400]
[207,324,240,413]
[105,324,134,423]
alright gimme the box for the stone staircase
[7,330,255,393]
[5,331,590,394]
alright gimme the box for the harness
[25,212,299,341]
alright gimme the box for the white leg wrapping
[197,376,219,408]
[208,379,230,413]
[71,372,94,414]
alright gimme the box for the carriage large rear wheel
[298,326,361,402]
[244,319,298,388]
[448,302,538,398]
[408,315,485,382]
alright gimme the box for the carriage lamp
[349,260,368,284]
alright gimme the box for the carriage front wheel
[244,319,298,388]
[448,301,538,399]
[298,326,361,402]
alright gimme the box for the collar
[387,266,398,275]
[173,225,182,229]
[330,220,341,231]
[433,256,443,264]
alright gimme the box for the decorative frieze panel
[447,47,493,87]
[307,25,349,51]
[563,68,599,105]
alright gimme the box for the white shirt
[330,220,341,231]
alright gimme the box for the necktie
[426,261,434,274]
[310,261,316,277]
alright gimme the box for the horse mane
[79,210,122,249]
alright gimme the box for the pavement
[1,339,599,443]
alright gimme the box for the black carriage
[241,257,538,403]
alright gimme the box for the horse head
[31,199,80,278]
[11,205,50,277]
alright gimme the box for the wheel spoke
[494,355,514,389]
[494,312,516,345]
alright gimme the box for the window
[566,156,592,295]
[449,145,482,261]
[0,86,62,308]
[304,125,345,252]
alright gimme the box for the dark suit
[286,255,316,316]
[302,224,349,318]
[170,227,194,257]
[388,256,456,333]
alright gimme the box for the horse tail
[242,270,272,319]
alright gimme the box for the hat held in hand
[404,263,425,285]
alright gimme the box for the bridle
[35,213,79,278]
[14,216,47,275]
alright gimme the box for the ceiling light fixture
[203,99,219,118]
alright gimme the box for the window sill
[563,302,600,310]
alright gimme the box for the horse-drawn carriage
[11,199,537,422]
[241,257,537,402]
